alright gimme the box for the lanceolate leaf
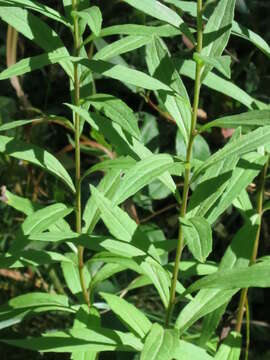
[0,292,74,330]
[140,323,179,360]
[22,204,73,235]
[192,126,270,181]
[113,154,175,204]
[146,36,191,146]
[123,0,194,43]
[79,59,172,91]
[2,327,143,353]
[200,109,270,131]
[201,0,236,80]
[83,170,121,234]
[180,216,212,263]
[176,59,265,110]
[90,186,137,242]
[0,117,74,132]
[0,53,73,80]
[100,292,152,338]
[0,0,70,26]
[186,261,270,293]
[84,93,141,139]
[91,24,181,39]
[93,35,152,61]
[0,7,73,78]
[0,135,75,192]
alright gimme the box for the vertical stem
[72,0,90,307]
[165,0,203,327]
[235,158,269,333]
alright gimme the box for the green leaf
[192,126,270,181]
[194,53,231,79]
[74,6,102,36]
[146,36,191,146]
[0,7,73,78]
[140,323,179,360]
[180,216,212,263]
[177,59,264,110]
[0,116,74,132]
[0,250,74,268]
[0,135,75,192]
[61,253,90,295]
[214,332,241,360]
[207,153,267,224]
[90,186,137,242]
[175,218,258,333]
[83,170,121,233]
[84,93,141,139]
[0,292,74,330]
[90,263,127,292]
[1,188,40,216]
[93,35,152,61]
[113,154,175,204]
[22,203,73,235]
[87,113,176,193]
[79,59,172,91]
[200,110,270,131]
[92,24,181,39]
[100,292,152,338]
[173,339,214,360]
[232,21,270,59]
[0,0,70,26]
[0,52,73,80]
[3,327,143,353]
[201,0,236,80]
[123,0,194,43]
[187,261,270,293]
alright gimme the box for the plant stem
[235,157,269,333]
[165,0,203,327]
[72,0,90,308]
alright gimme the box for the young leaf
[84,93,141,139]
[93,35,152,61]
[74,6,102,36]
[100,292,152,338]
[140,323,179,360]
[0,135,75,192]
[200,109,270,131]
[201,0,236,80]
[113,154,175,204]
[22,203,73,235]
[123,0,194,43]
[180,216,212,263]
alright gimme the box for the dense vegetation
[0,0,270,359]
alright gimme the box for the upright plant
[0,0,270,359]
